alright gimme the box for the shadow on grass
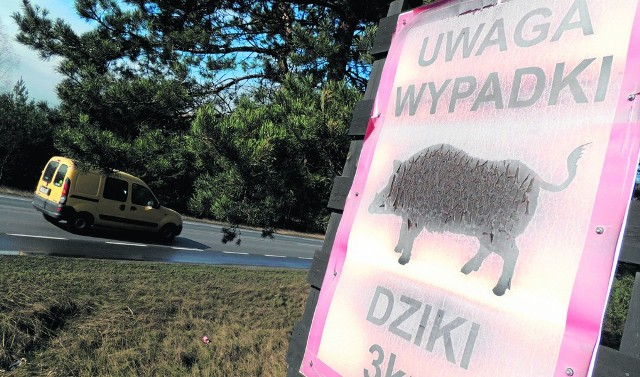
[1,297,81,371]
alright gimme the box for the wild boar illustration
[369,143,588,296]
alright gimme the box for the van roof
[49,156,147,186]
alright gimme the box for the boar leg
[492,237,519,296]
[395,218,420,265]
[461,234,492,274]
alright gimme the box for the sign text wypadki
[395,0,612,117]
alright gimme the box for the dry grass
[0,256,308,376]
[0,255,634,376]
[0,186,33,198]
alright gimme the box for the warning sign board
[301,0,640,376]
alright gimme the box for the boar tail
[539,143,590,192]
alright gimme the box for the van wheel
[158,224,178,243]
[69,213,93,234]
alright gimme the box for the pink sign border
[555,0,640,374]
[301,0,640,375]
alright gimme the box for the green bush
[601,263,637,348]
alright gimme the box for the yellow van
[32,156,183,242]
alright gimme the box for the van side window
[53,164,68,187]
[132,184,158,207]
[103,177,128,202]
[42,161,60,183]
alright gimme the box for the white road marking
[105,241,147,247]
[277,234,324,241]
[171,247,203,251]
[298,257,313,260]
[221,251,248,255]
[0,250,21,255]
[265,254,286,258]
[8,233,67,240]
[294,242,321,247]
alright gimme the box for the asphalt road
[0,194,322,268]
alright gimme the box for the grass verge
[0,256,308,376]
[0,255,634,376]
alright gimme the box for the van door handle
[119,204,125,211]
[130,206,137,211]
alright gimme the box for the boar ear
[393,160,401,172]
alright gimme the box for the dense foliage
[188,75,358,231]
[2,0,404,231]
[0,80,56,190]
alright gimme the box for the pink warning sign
[302,0,640,376]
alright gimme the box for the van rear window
[53,164,68,187]
[42,161,60,183]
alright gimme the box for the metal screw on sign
[566,367,574,376]
[596,227,605,234]
[355,192,359,197]
[628,91,640,101]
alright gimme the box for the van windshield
[42,161,60,183]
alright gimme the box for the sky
[1,0,93,105]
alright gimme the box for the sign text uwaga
[395,0,611,117]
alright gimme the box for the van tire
[158,224,178,243]
[69,213,93,234]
